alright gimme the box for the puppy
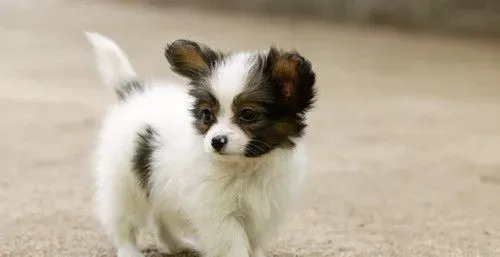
[86,32,316,257]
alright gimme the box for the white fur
[87,32,308,257]
[85,31,136,88]
[204,53,255,156]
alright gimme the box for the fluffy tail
[85,31,143,100]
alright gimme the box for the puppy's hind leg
[155,214,202,254]
[155,215,183,254]
[95,166,150,257]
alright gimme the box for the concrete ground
[1,1,500,256]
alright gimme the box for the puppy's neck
[210,147,289,176]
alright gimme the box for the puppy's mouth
[208,145,252,160]
[209,151,246,163]
[209,147,235,156]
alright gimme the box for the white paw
[180,237,203,253]
[166,237,202,254]
[117,245,143,257]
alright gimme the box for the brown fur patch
[272,57,299,82]
[274,121,297,135]
[232,86,297,157]
[265,47,316,115]
[190,86,220,134]
[165,40,223,80]
[175,46,209,73]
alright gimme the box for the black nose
[211,135,228,152]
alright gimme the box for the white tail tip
[85,31,136,88]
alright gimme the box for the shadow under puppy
[86,32,316,257]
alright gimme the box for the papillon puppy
[86,32,316,257]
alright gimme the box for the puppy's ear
[264,47,316,114]
[164,40,222,80]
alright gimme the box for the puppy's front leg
[200,217,250,257]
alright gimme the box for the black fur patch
[116,80,144,101]
[132,125,159,195]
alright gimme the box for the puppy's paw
[117,245,144,257]
[167,237,202,255]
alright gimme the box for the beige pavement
[1,1,500,256]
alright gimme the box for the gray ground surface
[1,1,500,256]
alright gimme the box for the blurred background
[1,0,499,256]
[151,0,500,37]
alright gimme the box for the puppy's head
[165,40,316,159]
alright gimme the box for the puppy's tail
[85,31,143,101]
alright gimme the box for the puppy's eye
[238,109,259,123]
[201,109,214,124]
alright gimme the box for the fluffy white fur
[86,32,308,257]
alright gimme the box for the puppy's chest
[230,175,289,231]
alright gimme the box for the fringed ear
[164,40,222,80]
[264,47,316,114]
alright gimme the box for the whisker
[250,139,272,150]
